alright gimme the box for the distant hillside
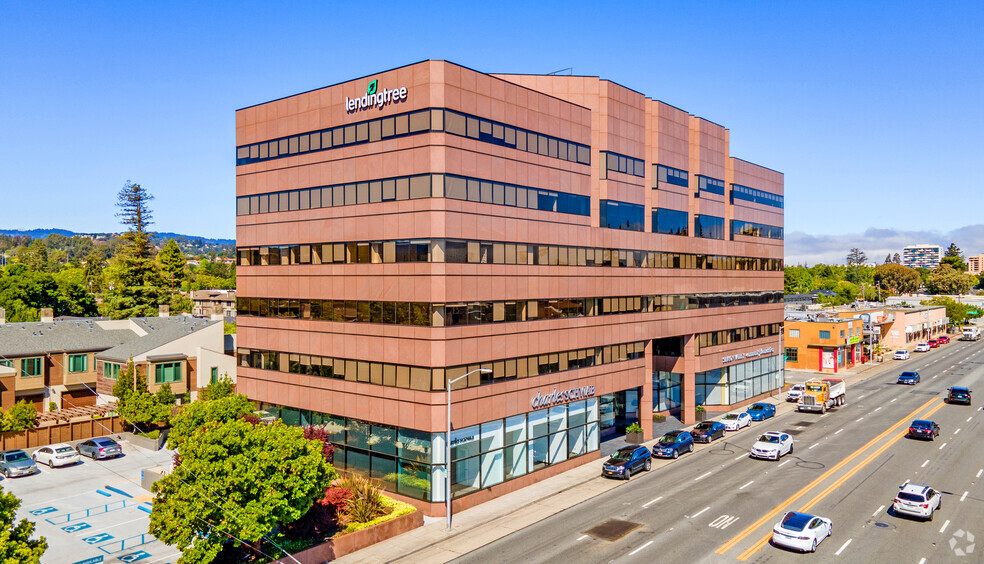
[0,228,234,246]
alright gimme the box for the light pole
[446,367,491,532]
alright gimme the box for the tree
[20,240,49,273]
[166,394,253,451]
[926,263,976,295]
[846,248,868,266]
[873,263,921,294]
[884,254,892,264]
[103,181,165,319]
[156,383,176,407]
[150,419,333,564]
[1,400,39,432]
[0,490,47,563]
[116,181,155,259]
[845,248,869,285]
[940,242,967,272]
[199,374,236,402]
[83,248,106,293]
[893,253,902,264]
[922,296,973,326]
[158,239,186,298]
[119,391,171,430]
[0,269,96,322]
[112,359,136,401]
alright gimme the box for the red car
[938,336,950,344]
[928,339,939,348]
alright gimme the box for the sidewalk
[334,358,900,564]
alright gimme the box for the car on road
[786,384,806,402]
[893,349,910,360]
[751,432,794,460]
[602,445,651,480]
[907,420,940,440]
[0,449,39,478]
[31,443,80,468]
[928,339,939,348]
[915,343,931,352]
[721,412,752,431]
[691,421,726,443]
[897,371,921,385]
[651,430,694,459]
[947,386,972,405]
[938,335,950,344]
[772,511,832,553]
[77,437,123,460]
[893,484,942,521]
[745,403,777,421]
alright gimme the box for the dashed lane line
[734,454,746,461]
[778,460,790,468]
[856,417,864,423]
[642,496,663,508]
[809,443,820,450]
[689,506,711,519]
[835,428,844,435]
[939,442,948,450]
[628,540,653,556]
[977,469,983,478]
[922,460,930,468]
[961,491,968,502]
[940,520,950,534]
[739,481,754,490]
[576,535,588,541]
[968,417,974,422]
[955,428,961,435]
[695,471,713,481]
[835,539,852,556]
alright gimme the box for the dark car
[907,420,940,440]
[947,386,972,405]
[652,430,695,459]
[897,371,921,385]
[603,445,652,480]
[691,421,726,443]
[77,438,123,460]
[746,403,777,421]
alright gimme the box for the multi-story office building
[235,61,784,514]
[967,253,983,275]
[902,244,941,269]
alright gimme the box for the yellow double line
[716,396,942,558]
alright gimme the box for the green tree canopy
[0,269,96,322]
[0,490,47,563]
[199,374,236,402]
[103,181,165,319]
[166,393,253,451]
[926,263,976,295]
[1,400,40,432]
[940,242,967,272]
[921,296,974,326]
[112,358,136,401]
[157,239,186,297]
[150,419,333,564]
[873,263,921,294]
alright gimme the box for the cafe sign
[531,385,596,409]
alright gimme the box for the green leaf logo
[367,80,378,96]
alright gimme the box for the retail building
[234,61,783,514]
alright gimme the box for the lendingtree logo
[950,529,975,557]
[346,79,407,112]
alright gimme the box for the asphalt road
[455,339,984,564]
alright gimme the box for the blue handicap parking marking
[72,556,104,564]
[30,506,58,515]
[118,551,151,563]
[82,533,114,545]
[62,522,92,533]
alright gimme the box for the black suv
[602,445,651,480]
[947,387,972,405]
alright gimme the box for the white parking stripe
[739,480,754,490]
[629,540,653,555]
[940,520,951,533]
[81,516,147,535]
[922,460,930,468]
[835,539,852,556]
[872,505,885,517]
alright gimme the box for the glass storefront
[695,355,783,406]
[599,389,639,440]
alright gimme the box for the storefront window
[653,371,682,412]
[452,455,481,497]
[549,432,568,465]
[528,409,549,438]
[480,450,504,488]
[503,443,527,480]
[450,425,481,461]
[397,428,432,463]
[567,426,585,457]
[370,425,397,455]
[529,436,549,471]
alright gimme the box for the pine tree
[157,239,186,298]
[112,358,136,400]
[884,254,892,264]
[104,181,166,318]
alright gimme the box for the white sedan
[32,443,81,467]
[721,412,752,431]
[894,349,910,360]
[772,511,832,552]
[750,432,794,460]
[915,343,931,352]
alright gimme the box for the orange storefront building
[234,61,784,514]
[782,319,863,373]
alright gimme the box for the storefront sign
[346,79,408,112]
[849,336,861,344]
[531,385,596,409]
[449,435,475,447]
[721,347,775,364]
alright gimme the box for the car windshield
[55,447,75,453]
[658,434,680,445]
[806,384,824,392]
[899,492,925,502]
[5,452,28,462]
[758,435,780,444]
[792,385,804,390]
[723,414,738,420]
[695,423,712,430]
[780,512,812,531]
[748,405,764,411]
[901,372,917,377]
[609,450,633,461]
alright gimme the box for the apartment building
[902,244,942,269]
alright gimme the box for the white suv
[893,484,942,520]
[894,349,910,360]
[786,384,805,402]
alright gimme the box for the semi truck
[962,326,981,341]
[797,378,846,413]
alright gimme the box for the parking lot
[2,437,178,564]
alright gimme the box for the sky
[1,2,982,263]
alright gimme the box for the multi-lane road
[456,339,984,563]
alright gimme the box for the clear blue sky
[2,2,981,261]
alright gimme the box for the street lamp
[446,367,491,532]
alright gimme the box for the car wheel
[624,467,631,481]
[790,444,794,454]
[644,459,651,472]
[672,449,679,459]
[928,509,934,522]
[811,540,818,553]
[2,469,8,478]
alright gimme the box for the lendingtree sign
[346,79,408,112]
[531,385,596,409]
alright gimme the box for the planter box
[625,432,644,444]
[695,411,707,422]
[271,508,423,563]
[121,429,168,451]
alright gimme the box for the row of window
[652,208,689,236]
[731,184,784,209]
[237,341,646,393]
[101,361,184,385]
[237,238,784,271]
[600,151,645,178]
[695,323,782,355]
[731,220,784,240]
[235,107,591,167]
[2,358,41,377]
[600,200,644,231]
[653,371,682,412]
[236,291,784,327]
[694,214,725,240]
[653,164,690,188]
[695,355,782,406]
[235,173,590,217]
[697,175,726,196]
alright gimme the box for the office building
[902,244,941,269]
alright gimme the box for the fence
[0,416,125,450]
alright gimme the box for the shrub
[340,475,385,524]
[695,406,706,413]
[303,425,335,463]
[48,402,57,412]
[343,496,416,534]
[625,422,643,434]
[320,486,352,514]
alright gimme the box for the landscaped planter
[270,507,422,563]
[695,411,708,422]
[625,432,644,444]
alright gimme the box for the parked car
[786,384,806,402]
[947,386,972,405]
[893,483,942,521]
[602,445,651,480]
[907,420,940,440]
[938,336,950,344]
[0,449,38,478]
[721,412,752,431]
[751,432,794,460]
[77,438,123,460]
[928,339,939,348]
[746,403,777,421]
[652,430,694,459]
[897,371,921,385]
[915,343,931,352]
[32,443,80,468]
[894,349,910,360]
[691,421,726,443]
[772,511,832,553]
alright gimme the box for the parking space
[2,438,179,564]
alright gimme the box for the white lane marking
[902,479,911,488]
[875,407,882,412]
[739,480,754,490]
[922,459,930,468]
[577,534,588,541]
[940,520,951,533]
[628,540,653,556]
[955,428,961,435]
[968,417,974,422]
[835,539,852,556]
[778,460,790,467]
[977,469,983,478]
[872,505,885,517]
[859,395,865,399]
[145,554,183,564]
[809,443,820,449]
[891,398,898,403]
[835,428,844,435]
[689,506,711,519]
[734,454,746,461]
[939,442,948,450]
[856,417,864,422]
[82,516,148,535]
[961,491,968,502]
[695,471,712,481]
[642,496,663,508]
[709,515,740,529]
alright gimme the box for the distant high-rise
[902,244,941,269]
[968,253,984,275]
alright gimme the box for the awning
[146,353,188,363]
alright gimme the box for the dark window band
[696,175,725,196]
[731,184,783,209]
[652,208,689,236]
[600,151,645,178]
[694,214,725,240]
[653,164,689,188]
[731,220,783,240]
[600,200,644,231]
[696,323,782,355]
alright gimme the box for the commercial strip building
[234,60,784,514]
[902,244,942,269]
[781,318,863,373]
[0,307,235,411]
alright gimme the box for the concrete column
[641,340,654,440]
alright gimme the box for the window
[600,151,645,178]
[104,363,121,380]
[653,164,689,188]
[0,360,12,368]
[652,208,689,236]
[731,184,783,208]
[784,348,798,362]
[789,329,800,338]
[21,357,42,377]
[731,220,783,240]
[840,330,845,338]
[694,215,725,240]
[819,331,831,339]
[696,175,725,196]
[600,200,644,231]
[154,362,182,384]
[210,367,218,384]
[68,354,88,373]
[653,371,682,412]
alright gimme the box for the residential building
[902,244,942,269]
[967,253,983,276]
[235,61,783,514]
[192,289,237,317]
